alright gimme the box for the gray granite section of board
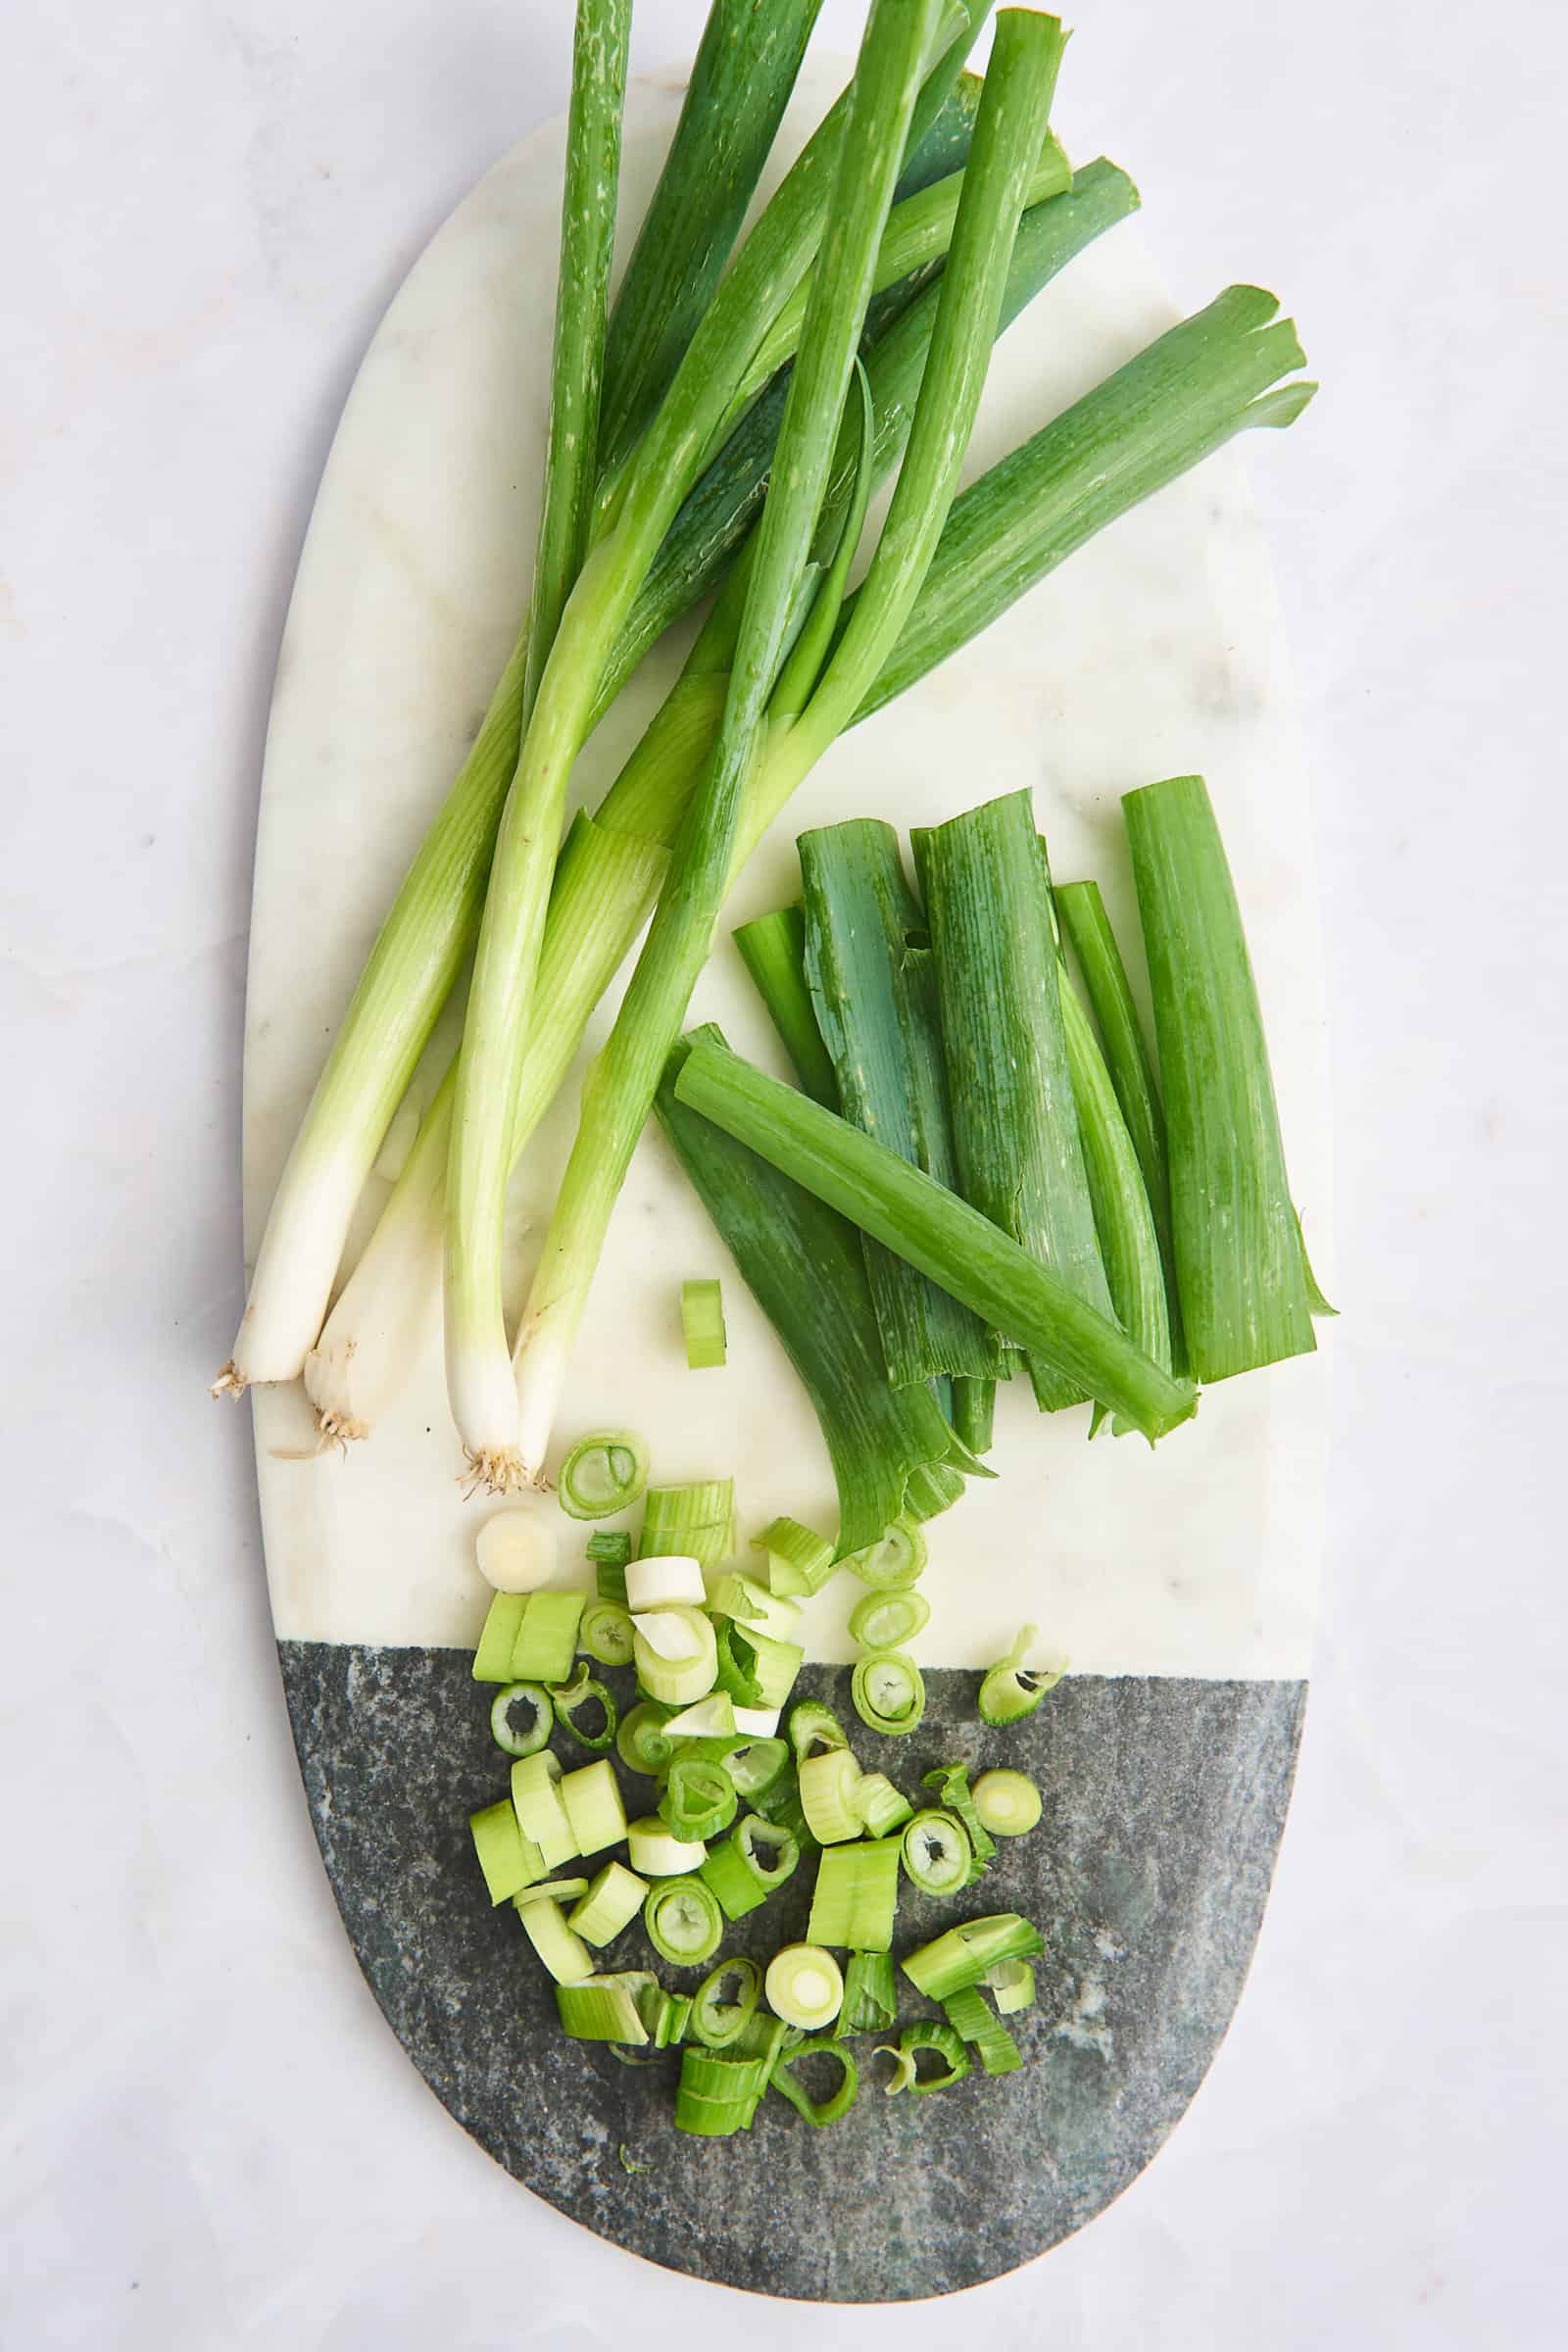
[278,1647,1304,2301]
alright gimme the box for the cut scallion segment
[971,1767,1042,1838]
[559,1430,650,1520]
[698,1813,801,1920]
[843,1516,927,1590]
[765,1943,845,2032]
[555,1971,656,2043]
[470,1798,546,1905]
[1123,773,1317,1382]
[560,1758,627,1857]
[514,1876,591,1913]
[639,1481,736,1568]
[471,1591,528,1685]
[808,1837,902,1951]
[624,1554,707,1611]
[674,2036,781,2135]
[921,1762,995,1878]
[855,1772,914,1840]
[978,1623,1066,1727]
[789,1699,850,1760]
[983,1956,1036,2015]
[578,1598,635,1667]
[771,2034,858,2127]
[673,1039,1198,1442]
[587,1527,631,1602]
[510,1591,585,1686]
[515,1895,596,1985]
[711,1620,804,1713]
[659,1756,737,1843]
[733,906,839,1107]
[902,1912,1045,2001]
[632,1604,718,1705]
[661,1693,738,1742]
[654,1989,694,2049]
[902,1458,967,1521]
[511,1752,578,1870]
[900,1808,972,1895]
[750,1770,814,1852]
[851,1651,926,1737]
[706,1572,803,1644]
[474,1505,557,1593]
[489,1682,555,1760]
[567,1859,649,1946]
[627,1817,708,1878]
[799,1746,864,1845]
[690,1956,762,2050]
[894,2020,970,2094]
[679,1278,727,1370]
[550,1666,617,1753]
[941,1982,1022,2076]
[835,1950,899,2037]
[644,1875,724,1967]
[732,1706,783,1740]
[616,1700,678,1778]
[873,2040,916,2096]
[724,1737,790,1800]
[751,1515,837,1597]
[848,1589,930,1651]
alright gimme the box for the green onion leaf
[733,906,840,1108]
[900,1807,972,1896]
[644,1875,724,1967]
[586,1526,631,1602]
[950,1376,996,1456]
[559,1429,651,1520]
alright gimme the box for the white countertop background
[3,3,1562,2346]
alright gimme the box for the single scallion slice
[788,1698,850,1760]
[799,1746,864,1845]
[765,1943,845,2032]
[751,1515,836,1597]
[470,1798,546,1906]
[983,1956,1036,2015]
[835,1950,899,2037]
[550,1665,618,1753]
[616,1700,678,1778]
[699,1814,801,1920]
[733,906,839,1107]
[724,1737,790,1801]
[848,1588,930,1651]
[474,1504,557,1593]
[807,1837,902,1951]
[711,1619,804,1713]
[488,1681,555,1760]
[639,1481,737,1568]
[660,1692,738,1742]
[707,1571,803,1644]
[624,1553,707,1610]
[971,1767,1042,1838]
[900,1807,971,1895]
[631,1604,718,1706]
[558,1758,627,1856]
[855,1771,914,1839]
[941,1982,1022,2076]
[626,1816,708,1878]
[894,2020,970,2094]
[514,1895,595,1985]
[690,1956,762,2050]
[511,1752,579,1870]
[902,1912,1045,2001]
[567,1859,649,1946]
[843,1516,927,1590]
[679,1277,727,1370]
[771,2034,858,2127]
[644,1875,724,1967]
[873,2040,917,2096]
[510,1591,585,1686]
[587,1527,631,1602]
[559,1429,650,1520]
[733,1705,783,1738]
[921,1761,995,1878]
[578,1597,635,1667]
[471,1591,528,1685]
[673,2035,782,2135]
[659,1756,738,1843]
[555,1971,657,2044]
[851,1651,926,1737]
[978,1623,1066,1727]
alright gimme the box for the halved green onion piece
[849,1589,930,1651]
[627,1816,708,1877]
[873,2040,918,2096]
[978,1622,1066,1727]
[765,1943,844,2032]
[586,1527,631,1601]
[632,1604,718,1705]
[559,1758,628,1856]
[808,1837,901,1951]
[698,1813,801,1919]
[972,1767,1042,1838]
[983,1956,1036,2016]
[639,1480,736,1567]
[841,1515,927,1590]
[471,1591,528,1684]
[680,1276,727,1369]
[616,1699,678,1777]
[788,1698,850,1760]
[920,1761,995,1877]
[942,1982,1022,2076]
[711,1619,804,1712]
[653,1988,693,2049]
[559,1429,651,1519]
[514,1895,595,1984]
[733,905,840,1107]
[644,1875,724,1967]
[851,1650,926,1737]
[900,1807,971,1895]
[469,1798,546,1905]
[510,1590,585,1685]
[555,1970,657,2042]
[799,1746,863,1844]
[474,1503,558,1593]
[903,1913,1045,2001]
[855,1771,914,1839]
[661,1692,738,1742]
[567,1859,649,1946]
[489,1681,555,1759]
[771,2034,858,2127]
[835,1950,899,2037]
[659,1755,737,1843]
[624,1553,707,1610]
[896,2020,970,2094]
[751,1515,836,1597]
[690,1956,762,2049]
[724,1737,789,1800]
[511,1752,578,1870]
[707,1571,803,1643]
[549,1665,617,1752]
[578,1597,635,1667]
[731,1705,783,1739]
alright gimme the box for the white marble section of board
[245,66,1330,1676]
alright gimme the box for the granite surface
[279,1643,1304,2300]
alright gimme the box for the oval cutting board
[244,61,1329,2302]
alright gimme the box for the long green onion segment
[1058,963,1172,1433]
[673,1039,1200,1442]
[558,1426,651,1520]
[942,1982,1022,2076]
[971,1768,1042,1837]
[507,0,953,1488]
[511,1591,586,1685]
[751,1515,837,1598]
[844,1515,928,1590]
[707,1572,803,1645]
[579,1597,635,1667]
[661,1692,739,1742]
[851,1651,927,1738]
[808,1837,903,1951]
[474,1505,557,1594]
[849,1588,931,1652]
[616,1699,678,1778]
[472,1591,529,1684]
[700,1814,801,1920]
[1054,876,1185,1373]
[689,1956,763,2050]
[515,1896,596,1985]
[1123,772,1318,1381]
[800,1746,865,1845]
[626,1815,708,1877]
[884,2020,971,2094]
[659,1756,738,1844]
[555,1972,657,2043]
[567,1859,650,1946]
[550,1665,618,1752]
[644,1875,725,1967]
[632,1604,718,1705]
[771,2035,859,2127]
[512,1752,579,1870]
[595,0,826,482]
[560,1757,628,1855]
[489,1681,555,1760]
[900,1807,972,1895]
[679,1277,727,1370]
[983,1955,1036,2014]
[921,1761,996,1878]
[789,1697,850,1760]
[835,1950,899,2036]
[638,1480,736,1567]
[295,164,1140,1446]
[951,1376,996,1455]
[912,791,1112,1408]
[855,1771,914,1839]
[712,1620,805,1713]
[470,1798,546,1905]
[902,1911,1044,2000]
[978,1621,1066,1726]
[801,818,1001,1387]
[733,906,840,1107]
[624,1554,707,1611]
[765,1943,845,2032]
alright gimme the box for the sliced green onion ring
[764,1943,844,2031]
[661,1692,738,1741]
[843,1515,927,1590]
[698,1814,801,1919]
[514,1894,594,1984]
[690,1955,762,2048]
[770,2034,858,2126]
[616,1699,678,1777]
[644,1874,724,1966]
[788,1697,850,1761]
[978,1622,1066,1726]
[851,1650,926,1736]
[707,1571,804,1642]
[971,1767,1042,1837]
[855,1770,913,1839]
[511,1751,578,1868]
[680,1275,727,1369]
[835,1949,899,2037]
[902,1912,1046,2001]
[807,1837,902,1951]
[551,1664,618,1751]
[659,1754,738,1842]
[900,1807,972,1895]
[899,2018,970,2093]
[873,2039,918,2096]
[752,1515,836,1596]
[559,1429,651,1519]
[567,1859,649,1946]
[632,1603,718,1704]
[627,1815,708,1877]
[625,1553,707,1609]
[725,1735,789,1800]
[579,1597,635,1666]
[848,1588,930,1651]
[921,1760,996,1876]
[488,1681,555,1759]
[799,1746,863,1844]
[984,1956,1036,2014]
[555,1971,657,2043]
[942,1982,1022,2075]
[559,1758,628,1855]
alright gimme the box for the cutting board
[243,61,1329,2302]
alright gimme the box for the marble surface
[3,3,1564,2348]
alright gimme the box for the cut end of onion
[475,1500,559,1593]
[460,1445,529,1499]
[314,1408,369,1452]
[209,1360,247,1400]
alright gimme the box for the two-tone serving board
[243,65,1329,2301]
